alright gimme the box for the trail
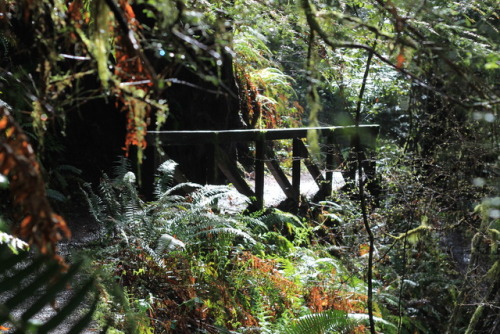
[2,216,99,334]
[258,171,345,207]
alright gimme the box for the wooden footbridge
[148,125,379,209]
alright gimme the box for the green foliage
[0,231,28,255]
[80,160,394,332]
[286,309,355,334]
[0,244,97,333]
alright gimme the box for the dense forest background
[0,0,499,333]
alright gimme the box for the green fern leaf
[286,309,354,334]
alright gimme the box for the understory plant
[82,159,395,333]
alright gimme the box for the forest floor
[3,214,100,334]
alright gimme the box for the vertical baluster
[255,138,265,210]
[292,138,301,204]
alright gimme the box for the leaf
[396,52,405,69]
[0,116,7,129]
[286,309,354,334]
[359,243,370,256]
[348,313,397,328]
[0,232,29,255]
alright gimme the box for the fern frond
[238,216,268,233]
[286,309,354,334]
[261,209,305,231]
[123,199,145,226]
[156,233,186,253]
[191,184,234,203]
[191,184,250,214]
[234,28,273,66]
[0,232,29,254]
[348,313,397,330]
[46,188,67,203]
[193,227,256,245]
[155,160,179,196]
[99,173,121,215]
[157,182,202,199]
[112,156,132,182]
[153,196,188,214]
[81,183,105,225]
[138,241,168,270]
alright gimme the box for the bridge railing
[148,125,379,210]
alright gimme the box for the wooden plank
[255,139,265,210]
[292,138,301,202]
[264,145,297,200]
[147,125,379,145]
[215,145,255,198]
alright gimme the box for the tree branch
[354,39,377,334]
[301,0,497,109]
[104,0,159,91]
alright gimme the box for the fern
[112,156,132,179]
[347,313,397,332]
[193,227,256,246]
[0,232,29,255]
[82,158,267,264]
[82,158,146,239]
[154,160,179,197]
[166,211,257,247]
[156,233,186,253]
[261,209,305,231]
[234,28,273,66]
[285,309,355,334]
[81,182,105,225]
[286,310,397,334]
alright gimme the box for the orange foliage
[353,324,368,334]
[236,66,279,129]
[396,48,406,69]
[240,252,299,299]
[113,0,153,157]
[306,285,367,314]
[0,106,70,263]
[359,243,370,256]
[67,0,83,25]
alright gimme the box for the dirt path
[2,216,99,334]
[259,171,345,207]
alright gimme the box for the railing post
[360,126,380,198]
[325,131,335,196]
[292,138,301,204]
[255,138,265,210]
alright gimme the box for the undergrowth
[82,149,485,333]
[78,152,482,333]
[81,158,397,333]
